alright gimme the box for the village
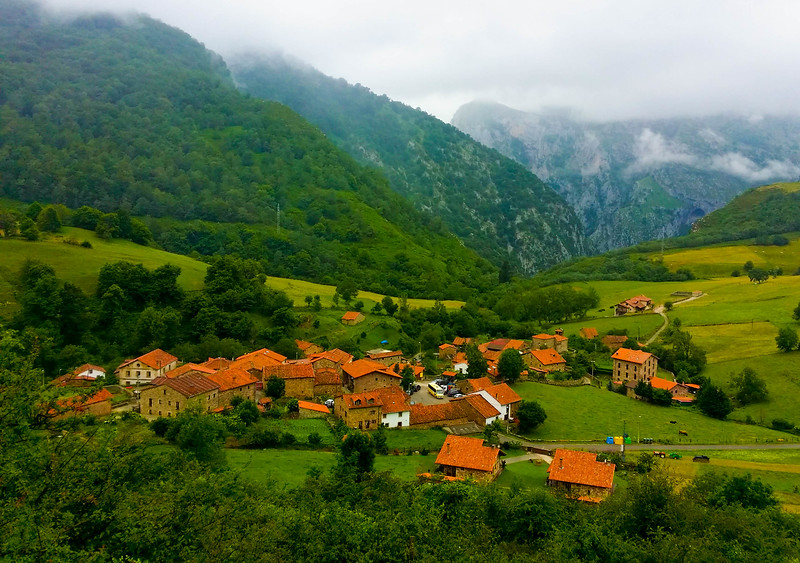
[47,293,710,502]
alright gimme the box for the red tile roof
[206,368,259,391]
[463,377,494,393]
[152,374,219,398]
[136,349,178,370]
[452,337,472,346]
[342,359,401,380]
[483,383,522,406]
[580,327,599,339]
[341,311,363,321]
[165,363,216,378]
[435,435,499,472]
[409,401,467,425]
[389,363,424,379]
[456,394,501,419]
[262,363,315,380]
[201,357,233,370]
[308,348,353,366]
[72,363,105,376]
[237,348,287,363]
[532,333,556,341]
[530,348,566,366]
[648,376,677,391]
[504,339,526,350]
[57,388,114,409]
[439,343,456,350]
[547,449,615,489]
[611,348,654,365]
[231,348,287,371]
[298,400,330,414]
[341,386,409,413]
[295,340,317,351]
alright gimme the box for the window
[158,411,162,416]
[148,398,153,407]
[176,402,180,411]
[163,389,167,395]
[136,370,140,376]
[168,400,171,406]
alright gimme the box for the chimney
[447,442,450,454]
[559,458,563,470]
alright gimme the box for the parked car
[692,455,710,463]
[445,387,461,397]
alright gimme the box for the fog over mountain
[452,101,800,250]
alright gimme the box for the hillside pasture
[557,312,664,341]
[512,381,795,445]
[686,321,779,364]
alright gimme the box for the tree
[19,217,39,241]
[743,260,754,272]
[166,407,227,465]
[36,206,61,233]
[265,376,285,399]
[793,301,800,321]
[663,301,673,312]
[400,365,415,392]
[233,399,260,425]
[497,349,524,383]
[337,431,375,480]
[775,326,799,352]
[516,400,547,432]
[381,295,398,316]
[696,383,733,420]
[748,268,769,283]
[499,259,512,284]
[287,398,299,413]
[731,367,769,405]
[465,343,488,379]
[373,424,388,455]
[335,280,358,304]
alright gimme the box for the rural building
[452,337,473,349]
[389,362,425,380]
[262,363,316,398]
[335,386,410,429]
[313,367,342,397]
[547,449,615,501]
[434,435,502,483]
[51,389,114,419]
[341,358,402,393]
[201,357,233,370]
[453,353,468,374]
[140,374,220,420]
[648,376,695,401]
[531,333,568,353]
[475,383,522,420]
[580,327,599,340]
[409,401,474,429]
[53,363,107,387]
[116,349,178,387]
[456,393,503,426]
[615,295,653,316]
[206,368,259,406]
[341,311,365,326]
[297,400,330,418]
[165,363,216,379]
[308,348,353,375]
[438,343,457,360]
[527,348,567,372]
[366,350,404,366]
[463,377,495,394]
[230,348,287,379]
[485,338,510,352]
[611,348,658,383]
[295,340,324,357]
[602,335,628,352]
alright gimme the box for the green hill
[0,1,494,299]
[229,54,589,275]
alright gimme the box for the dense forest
[230,54,589,275]
[0,0,498,298]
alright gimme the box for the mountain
[451,101,800,252]
[228,54,589,275]
[0,0,497,298]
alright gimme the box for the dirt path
[644,292,706,346]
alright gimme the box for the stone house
[580,327,599,340]
[366,350,403,366]
[341,359,402,394]
[297,400,330,419]
[335,386,410,429]
[527,348,567,372]
[601,335,628,352]
[470,382,522,421]
[139,374,220,420]
[547,449,615,501]
[611,348,658,383]
[51,389,113,419]
[341,311,365,326]
[313,367,342,397]
[206,367,259,406]
[165,363,216,379]
[116,349,178,387]
[438,343,457,360]
[230,348,287,379]
[308,349,353,375]
[262,363,316,398]
[295,340,324,357]
[615,295,653,316]
[434,435,502,483]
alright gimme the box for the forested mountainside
[229,54,589,275]
[0,0,498,298]
[452,101,800,252]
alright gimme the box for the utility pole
[638,415,641,444]
[622,419,626,462]
[276,203,280,234]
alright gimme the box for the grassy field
[686,322,779,363]
[494,459,550,489]
[255,418,336,446]
[512,381,796,444]
[557,312,664,341]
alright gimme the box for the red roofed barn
[435,435,502,482]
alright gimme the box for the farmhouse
[601,335,628,352]
[532,333,568,353]
[116,349,178,386]
[341,311,365,325]
[527,348,567,372]
[615,295,653,316]
[649,376,695,401]
[206,367,259,405]
[611,348,658,383]
[313,367,342,396]
[580,327,599,340]
[452,337,473,349]
[438,343,457,360]
[53,363,107,387]
[262,363,316,398]
[297,400,330,419]
[335,385,410,429]
[140,374,220,420]
[201,357,233,370]
[50,389,114,419]
[230,348,287,378]
[478,383,522,420]
[295,340,324,357]
[165,363,216,379]
[547,449,615,501]
[308,348,353,374]
[366,350,404,366]
[434,435,502,483]
[341,358,402,393]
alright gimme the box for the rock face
[452,101,800,251]
[230,55,589,274]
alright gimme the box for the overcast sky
[42,0,800,122]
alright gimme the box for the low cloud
[709,152,800,183]
[628,128,696,173]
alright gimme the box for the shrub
[280,432,297,447]
[308,432,322,446]
[150,417,172,437]
[771,419,795,432]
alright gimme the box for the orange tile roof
[453,353,468,364]
[136,349,178,370]
[442,370,458,378]
[532,334,556,341]
[308,348,353,366]
[237,348,287,363]
[231,348,286,371]
[262,363,315,380]
[547,449,615,489]
[57,388,114,409]
[483,383,522,406]
[409,401,467,425]
[295,340,317,351]
[342,359,401,380]
[530,348,566,366]
[435,435,499,473]
[341,389,383,409]
[452,337,472,346]
[439,343,456,350]
[648,376,677,391]
[201,357,233,370]
[464,377,494,393]
[298,400,330,414]
[504,339,525,350]
[152,374,220,397]
[580,327,599,339]
[483,350,502,362]
[389,363,424,378]
[206,368,259,391]
[314,367,341,386]
[611,348,654,365]
[165,363,216,378]
[456,394,501,419]
[375,386,410,414]
[341,311,363,321]
[553,334,568,342]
